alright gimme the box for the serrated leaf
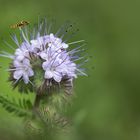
[0,95,33,118]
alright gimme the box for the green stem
[33,94,42,109]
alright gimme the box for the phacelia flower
[13,58,34,84]
[0,19,87,94]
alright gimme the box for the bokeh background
[0,0,140,139]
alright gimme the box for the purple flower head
[0,19,87,94]
[13,58,34,84]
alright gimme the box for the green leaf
[0,95,33,117]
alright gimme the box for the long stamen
[6,68,23,71]
[29,79,34,86]
[43,18,47,35]
[10,34,20,47]
[1,51,13,56]
[0,54,14,59]
[3,40,15,50]
[69,43,86,51]
[50,51,64,67]
[47,22,52,34]
[68,40,85,45]
[55,55,68,68]
[76,68,87,76]
[72,56,86,62]
[19,27,29,43]
[13,77,22,85]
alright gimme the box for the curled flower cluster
[13,33,76,84]
[1,19,87,94]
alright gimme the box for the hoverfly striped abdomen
[10,21,30,29]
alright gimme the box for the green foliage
[0,95,33,117]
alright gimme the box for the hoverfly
[10,20,30,29]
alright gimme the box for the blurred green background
[0,0,140,139]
